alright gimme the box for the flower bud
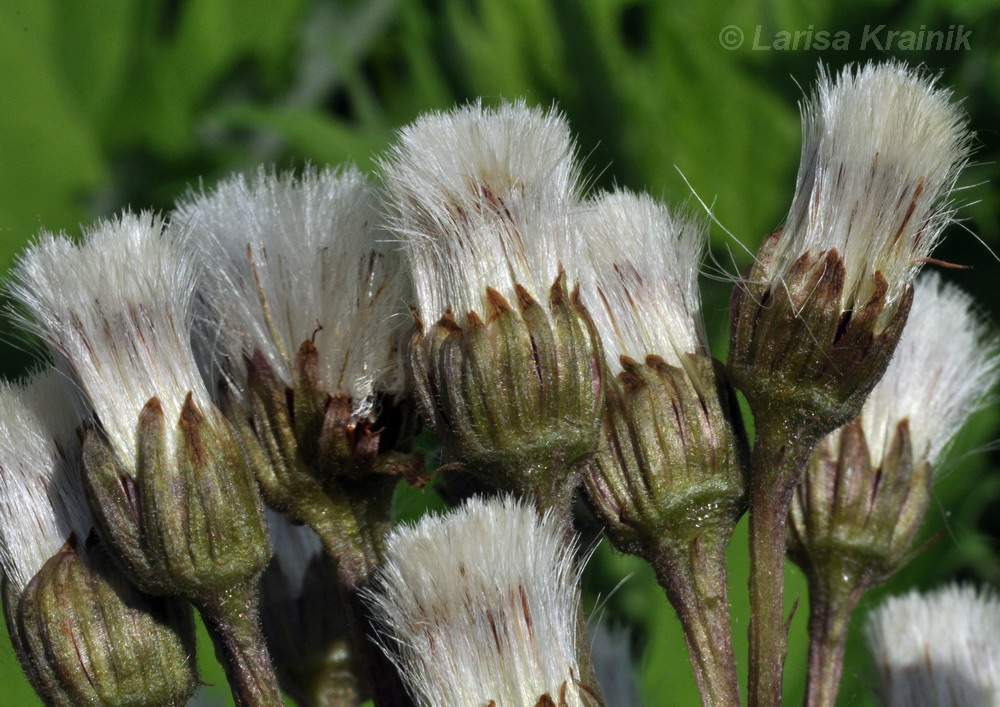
[365,496,599,706]
[0,370,196,706]
[789,274,1000,598]
[177,167,419,587]
[576,190,747,556]
[574,190,746,705]
[10,213,270,601]
[382,101,603,512]
[15,540,197,707]
[729,62,972,435]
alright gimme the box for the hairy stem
[747,423,820,707]
[199,581,283,707]
[313,512,413,707]
[803,581,864,707]
[651,531,740,707]
[516,457,581,539]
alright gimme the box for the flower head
[576,189,746,559]
[728,61,973,436]
[176,165,408,419]
[574,190,745,704]
[866,584,1000,706]
[788,274,999,635]
[0,370,197,706]
[10,211,269,599]
[365,496,592,706]
[382,102,601,514]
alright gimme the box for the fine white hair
[10,212,210,470]
[365,496,589,706]
[175,165,409,419]
[774,61,971,314]
[866,584,1000,706]
[0,370,91,594]
[850,273,999,466]
[576,189,706,371]
[381,100,582,327]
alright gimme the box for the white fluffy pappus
[10,212,211,470]
[0,370,91,594]
[381,100,582,327]
[847,272,999,467]
[365,496,591,706]
[865,584,1000,706]
[575,189,706,372]
[774,61,972,312]
[175,166,409,419]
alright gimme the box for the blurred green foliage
[0,0,997,704]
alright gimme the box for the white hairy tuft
[852,273,999,466]
[10,212,210,470]
[381,100,581,326]
[0,370,91,594]
[265,509,324,596]
[175,166,408,418]
[775,61,972,311]
[865,584,1000,706]
[576,189,706,371]
[365,496,588,706]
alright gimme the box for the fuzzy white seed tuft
[381,100,581,326]
[366,496,589,706]
[10,212,210,469]
[576,189,706,371]
[775,61,972,312]
[866,584,1000,706]
[851,272,999,465]
[175,166,408,418]
[0,370,91,594]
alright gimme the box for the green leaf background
[0,1,997,704]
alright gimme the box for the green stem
[519,457,580,537]
[199,581,283,707]
[803,581,863,707]
[312,512,413,707]
[747,423,821,707]
[651,532,740,707]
